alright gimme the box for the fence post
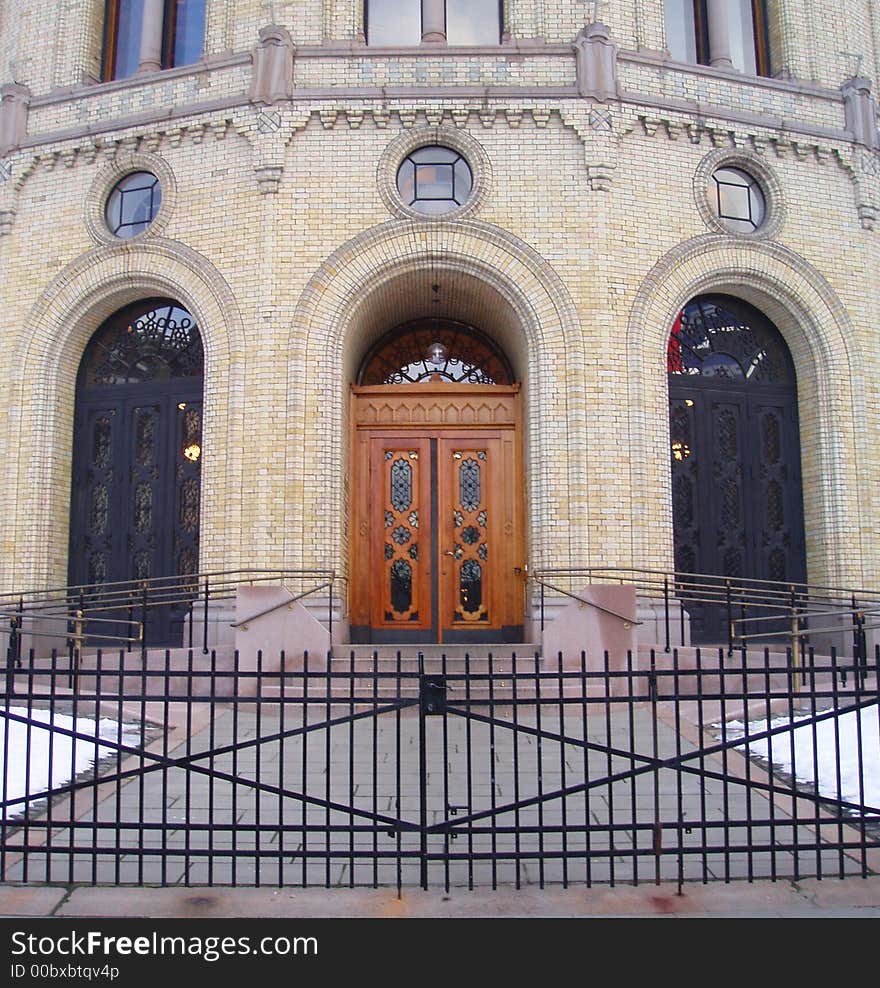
[418,652,428,890]
[202,576,210,655]
[127,590,135,653]
[15,597,23,668]
[140,583,148,664]
[663,577,670,653]
[852,595,867,688]
[5,617,16,696]
[726,579,733,656]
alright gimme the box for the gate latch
[420,675,447,715]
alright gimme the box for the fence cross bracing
[1,646,877,891]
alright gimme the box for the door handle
[443,550,455,557]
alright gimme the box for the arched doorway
[667,295,806,643]
[68,298,204,645]
[349,319,525,644]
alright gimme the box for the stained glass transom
[667,296,795,384]
[358,320,513,386]
[80,299,204,386]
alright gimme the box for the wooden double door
[350,385,524,644]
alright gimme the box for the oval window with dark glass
[396,146,473,215]
[105,171,162,238]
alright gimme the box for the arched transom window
[80,299,204,386]
[358,320,514,385]
[667,295,795,385]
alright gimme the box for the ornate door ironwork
[668,295,806,644]
[69,300,204,646]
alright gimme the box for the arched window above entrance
[80,298,204,387]
[667,295,795,385]
[357,320,514,385]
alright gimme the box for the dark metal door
[668,296,806,645]
[68,299,204,648]
[69,386,203,646]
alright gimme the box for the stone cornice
[8,84,854,161]
[617,49,843,105]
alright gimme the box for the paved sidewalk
[2,876,880,918]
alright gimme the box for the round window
[396,146,473,215]
[105,171,162,239]
[711,167,766,234]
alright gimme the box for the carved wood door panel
[370,437,433,635]
[350,385,523,644]
[438,438,499,635]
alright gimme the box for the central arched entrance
[349,320,525,644]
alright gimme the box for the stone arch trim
[5,239,247,589]
[285,218,587,579]
[626,234,866,588]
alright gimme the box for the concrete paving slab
[7,877,872,918]
[0,885,68,916]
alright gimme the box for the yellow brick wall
[1,1,879,619]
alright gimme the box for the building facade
[1,1,879,649]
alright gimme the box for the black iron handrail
[2,568,340,663]
[532,565,877,677]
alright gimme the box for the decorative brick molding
[5,117,233,196]
[283,218,587,579]
[2,239,248,590]
[625,235,867,587]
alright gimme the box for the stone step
[330,644,540,661]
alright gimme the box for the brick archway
[627,235,866,590]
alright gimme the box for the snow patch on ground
[721,703,879,814]
[0,706,142,821]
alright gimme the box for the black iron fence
[1,646,877,890]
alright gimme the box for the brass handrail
[231,581,335,629]
[537,580,641,626]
